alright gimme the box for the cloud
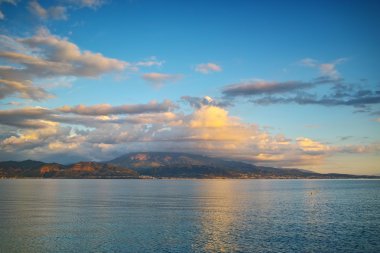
[69,0,105,9]
[335,143,380,154]
[300,58,347,79]
[222,76,380,110]
[1,0,104,22]
[0,0,17,20]
[0,29,129,100]
[57,100,176,116]
[0,34,28,52]
[28,0,107,21]
[142,72,182,86]
[222,80,312,97]
[0,100,178,129]
[181,95,232,109]
[135,57,164,67]
[195,63,222,74]
[251,89,380,108]
[0,106,55,128]
[0,122,87,161]
[190,106,230,128]
[0,78,53,100]
[19,31,128,76]
[1,101,378,169]
[1,121,60,148]
[296,137,330,154]
[28,1,67,20]
[1,101,24,106]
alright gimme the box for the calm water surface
[0,179,379,253]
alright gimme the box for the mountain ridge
[0,152,378,179]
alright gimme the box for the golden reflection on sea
[193,179,241,252]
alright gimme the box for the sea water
[0,179,379,252]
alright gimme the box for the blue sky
[0,0,379,174]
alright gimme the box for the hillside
[0,161,138,179]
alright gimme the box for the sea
[0,179,379,253]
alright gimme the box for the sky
[0,0,379,175]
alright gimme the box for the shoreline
[1,177,379,180]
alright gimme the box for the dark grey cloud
[57,100,176,116]
[340,136,353,141]
[222,77,380,109]
[222,76,342,98]
[0,101,179,129]
[0,107,55,128]
[222,80,312,97]
[251,92,380,107]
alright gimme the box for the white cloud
[70,0,105,9]
[19,30,128,76]
[142,72,182,87]
[300,57,347,79]
[296,137,330,154]
[28,0,107,21]
[0,78,54,100]
[135,57,164,67]
[195,62,222,74]
[28,1,67,20]
[0,29,130,100]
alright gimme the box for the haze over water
[0,179,379,252]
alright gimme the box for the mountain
[0,152,378,179]
[107,152,377,179]
[0,160,46,178]
[0,161,138,179]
